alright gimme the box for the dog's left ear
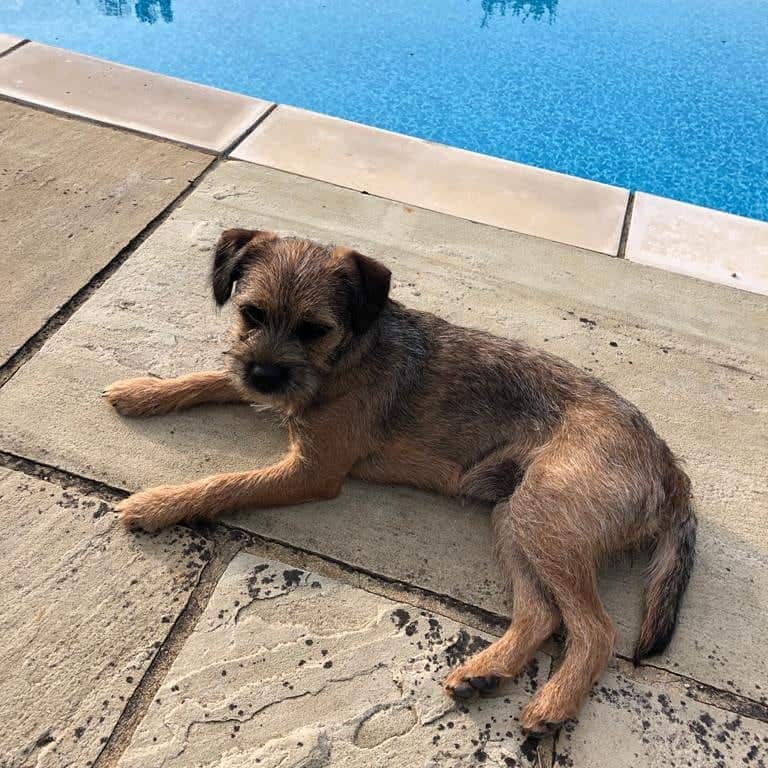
[211,228,276,306]
[335,247,392,333]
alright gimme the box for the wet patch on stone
[116,554,551,768]
[556,669,768,768]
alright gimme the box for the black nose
[247,363,289,393]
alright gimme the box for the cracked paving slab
[0,100,211,365]
[116,553,550,768]
[0,468,213,768]
[0,161,765,702]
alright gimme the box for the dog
[104,228,696,734]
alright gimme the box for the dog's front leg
[104,370,245,417]
[116,450,342,531]
[116,396,370,530]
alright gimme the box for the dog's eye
[240,304,266,327]
[296,321,330,343]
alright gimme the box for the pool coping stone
[0,37,765,295]
[232,104,630,256]
[0,41,273,152]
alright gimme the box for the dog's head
[212,229,391,410]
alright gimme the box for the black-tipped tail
[634,469,696,663]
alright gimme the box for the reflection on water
[96,0,172,23]
[480,0,558,26]
[89,1,556,28]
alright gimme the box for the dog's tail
[633,461,696,663]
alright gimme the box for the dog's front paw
[116,486,190,531]
[103,377,171,417]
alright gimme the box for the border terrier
[104,229,696,734]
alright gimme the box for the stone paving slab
[116,552,550,768]
[556,664,768,768]
[232,104,629,255]
[0,100,211,366]
[0,468,212,768]
[0,43,272,151]
[0,161,765,702]
[627,192,768,296]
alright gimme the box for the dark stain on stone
[323,660,333,669]
[93,501,110,519]
[73,727,85,740]
[391,608,411,629]
[57,492,81,509]
[520,735,539,763]
[609,341,618,347]
[282,569,304,587]
[444,630,491,667]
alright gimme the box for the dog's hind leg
[502,480,616,736]
[104,370,245,417]
[445,500,561,697]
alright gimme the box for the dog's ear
[335,247,392,333]
[211,228,276,306]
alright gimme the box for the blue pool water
[2,1,766,221]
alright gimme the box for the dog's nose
[247,363,289,393]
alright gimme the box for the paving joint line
[0,93,223,155]
[91,527,244,768]
[633,659,768,723]
[220,157,616,258]
[0,38,29,60]
[2,97,636,261]
[616,190,636,259]
[228,523,768,722]
[0,449,129,502]
[222,101,278,156]
[2,450,766,727]
[0,155,222,390]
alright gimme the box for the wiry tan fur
[104,229,696,735]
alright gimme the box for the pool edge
[0,39,765,296]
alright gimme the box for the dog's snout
[247,363,289,393]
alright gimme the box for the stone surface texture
[117,553,551,768]
[232,105,629,255]
[557,664,768,768]
[0,468,212,768]
[0,100,211,365]
[0,43,272,150]
[626,192,768,296]
[0,161,765,705]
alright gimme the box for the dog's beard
[280,365,321,412]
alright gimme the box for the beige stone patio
[0,45,766,768]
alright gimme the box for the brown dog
[104,229,696,734]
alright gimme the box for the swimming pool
[2,0,766,221]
